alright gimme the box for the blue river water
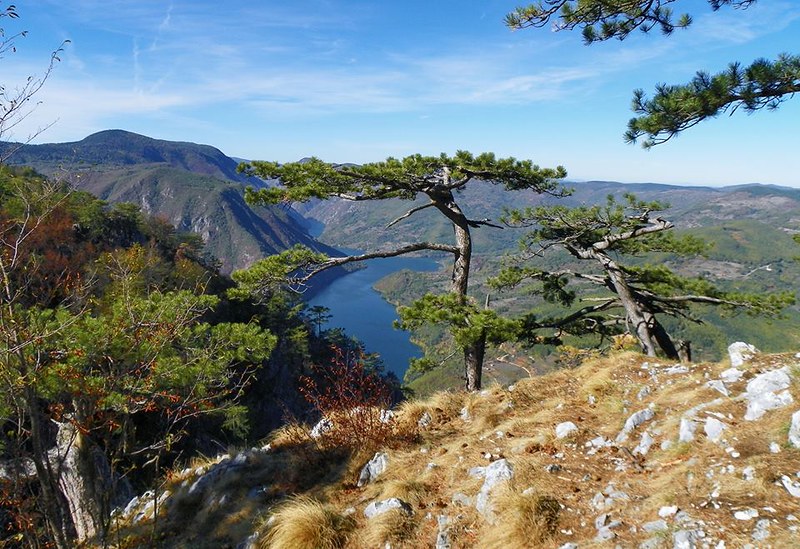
[306,256,439,379]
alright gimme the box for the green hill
[1,130,336,272]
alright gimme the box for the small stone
[460,407,472,422]
[435,514,451,549]
[418,411,433,428]
[734,508,759,520]
[545,464,562,473]
[643,519,668,532]
[451,492,472,507]
[665,365,690,375]
[752,518,770,542]
[770,442,781,453]
[310,418,333,439]
[637,385,651,400]
[364,498,412,519]
[659,505,678,518]
[475,459,514,521]
[679,418,696,443]
[780,475,800,498]
[789,410,800,448]
[704,417,727,443]
[706,380,729,396]
[720,368,743,383]
[742,466,756,481]
[357,452,389,487]
[555,421,579,439]
[673,529,703,549]
[379,409,394,423]
[617,408,655,442]
[558,544,578,549]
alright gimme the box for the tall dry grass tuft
[359,508,418,548]
[258,497,353,549]
[479,490,560,549]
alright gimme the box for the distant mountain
[297,178,800,253]
[1,130,335,273]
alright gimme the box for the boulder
[728,342,759,367]
[357,452,388,487]
[743,368,793,421]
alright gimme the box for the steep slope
[1,131,334,273]
[112,345,800,548]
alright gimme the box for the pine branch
[627,54,800,147]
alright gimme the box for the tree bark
[431,189,486,391]
[592,252,660,357]
[463,331,486,392]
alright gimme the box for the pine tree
[505,1,799,147]
[239,152,567,391]
[496,193,794,358]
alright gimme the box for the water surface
[307,256,439,379]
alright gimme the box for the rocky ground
[113,342,800,548]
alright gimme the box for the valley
[6,130,800,388]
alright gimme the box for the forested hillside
[0,165,400,546]
[1,131,337,273]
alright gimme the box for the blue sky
[4,0,800,186]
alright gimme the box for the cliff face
[112,343,800,548]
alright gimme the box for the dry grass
[479,489,560,548]
[356,508,418,548]
[259,497,354,549]
[119,349,800,548]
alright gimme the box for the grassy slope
[115,350,800,548]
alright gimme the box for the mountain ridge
[1,130,337,273]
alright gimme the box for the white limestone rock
[704,417,727,443]
[364,497,413,519]
[679,418,696,443]
[310,417,333,439]
[743,368,793,421]
[720,368,744,383]
[475,459,514,521]
[555,421,579,439]
[780,475,800,498]
[616,408,655,442]
[728,342,759,367]
[357,452,389,487]
[705,379,729,396]
[752,518,771,542]
[633,430,655,456]
[734,508,759,520]
[789,410,800,448]
[418,411,433,428]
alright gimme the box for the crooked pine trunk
[432,190,485,392]
[595,253,658,358]
[464,331,486,392]
[596,252,679,360]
